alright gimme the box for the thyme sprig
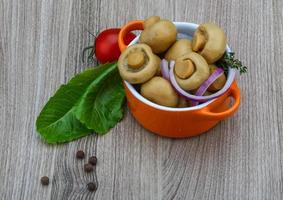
[216,52,247,75]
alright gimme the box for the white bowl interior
[124,22,236,112]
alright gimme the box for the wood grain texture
[0,0,282,199]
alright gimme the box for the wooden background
[0,0,282,199]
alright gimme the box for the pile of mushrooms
[118,16,228,108]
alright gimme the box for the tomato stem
[82,46,94,63]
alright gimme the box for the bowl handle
[118,20,144,52]
[199,81,241,120]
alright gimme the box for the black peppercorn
[88,156,97,165]
[40,176,49,186]
[76,150,85,159]
[87,182,97,192]
[84,163,94,173]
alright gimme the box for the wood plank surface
[0,0,282,199]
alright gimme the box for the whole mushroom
[192,23,226,64]
[165,39,193,61]
[118,44,160,84]
[140,16,177,54]
[174,52,210,91]
[207,64,226,92]
[141,76,179,107]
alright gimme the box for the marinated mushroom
[154,54,162,76]
[192,23,226,64]
[165,39,193,61]
[207,65,226,92]
[140,17,177,54]
[204,91,212,96]
[141,76,179,107]
[118,44,160,84]
[177,97,188,108]
[174,52,210,91]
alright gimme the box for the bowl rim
[124,22,236,112]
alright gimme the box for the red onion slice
[169,64,226,102]
[191,68,224,106]
[169,60,175,69]
[190,100,199,106]
[195,68,224,96]
[160,59,170,80]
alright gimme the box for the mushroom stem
[174,59,195,79]
[192,31,206,52]
[127,52,145,69]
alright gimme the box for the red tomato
[95,28,136,64]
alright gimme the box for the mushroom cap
[140,20,177,54]
[192,23,226,64]
[118,44,160,84]
[144,16,161,29]
[207,64,226,92]
[175,52,210,91]
[141,76,179,107]
[165,39,193,61]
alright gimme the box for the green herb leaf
[36,62,125,143]
[75,64,125,134]
[216,52,247,75]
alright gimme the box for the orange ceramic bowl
[118,21,241,138]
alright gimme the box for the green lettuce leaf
[36,62,125,144]
[75,66,125,134]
